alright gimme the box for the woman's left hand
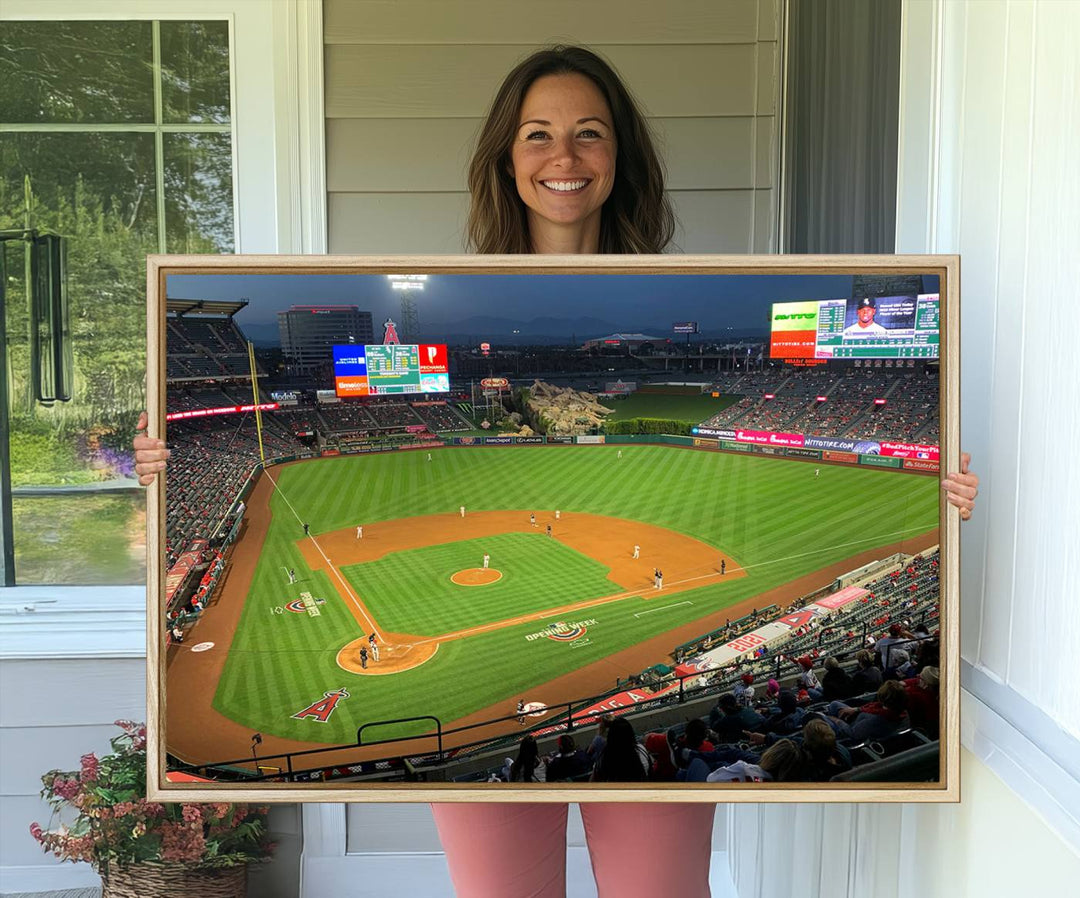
[942,451,979,521]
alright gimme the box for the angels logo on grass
[525,618,598,642]
[293,687,350,723]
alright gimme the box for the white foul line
[264,470,380,639]
[634,601,694,618]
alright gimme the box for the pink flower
[181,805,202,824]
[29,822,44,842]
[112,800,136,818]
[160,821,206,863]
[80,753,100,782]
[52,777,80,801]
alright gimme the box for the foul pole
[248,341,266,467]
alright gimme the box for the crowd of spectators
[410,401,472,432]
[164,396,312,566]
[700,365,939,446]
[167,316,254,380]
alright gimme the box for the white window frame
[895,0,1080,853]
[0,0,326,652]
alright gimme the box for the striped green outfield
[213,445,938,744]
[341,533,614,634]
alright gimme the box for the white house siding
[323,0,781,254]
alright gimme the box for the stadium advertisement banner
[576,435,606,444]
[769,300,820,359]
[454,437,477,445]
[812,586,870,610]
[316,390,340,404]
[735,429,805,448]
[823,450,858,464]
[166,402,278,422]
[879,440,940,461]
[691,426,736,439]
[804,436,859,452]
[605,381,637,393]
[693,438,719,449]
[516,436,545,444]
[721,440,752,452]
[755,446,779,455]
[786,447,822,459]
[903,458,941,472]
[483,436,513,445]
[405,424,427,433]
[535,684,680,735]
[860,455,902,468]
[547,436,574,444]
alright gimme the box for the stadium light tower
[387,274,426,343]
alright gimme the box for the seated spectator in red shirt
[903,665,940,738]
[821,680,910,743]
[646,718,714,781]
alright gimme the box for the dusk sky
[166,272,939,343]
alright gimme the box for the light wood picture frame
[146,253,960,803]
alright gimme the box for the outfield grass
[212,446,938,743]
[341,533,615,634]
[601,392,740,423]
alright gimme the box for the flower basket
[102,861,246,898]
[31,721,273,888]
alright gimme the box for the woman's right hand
[133,411,169,486]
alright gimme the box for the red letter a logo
[292,687,350,722]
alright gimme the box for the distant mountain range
[237,315,765,348]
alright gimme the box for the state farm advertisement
[735,429,805,448]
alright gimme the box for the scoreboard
[333,343,449,396]
[770,294,940,360]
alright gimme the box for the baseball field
[168,444,938,761]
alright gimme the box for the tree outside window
[1,20,234,584]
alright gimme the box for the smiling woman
[466,45,674,255]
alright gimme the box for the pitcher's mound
[451,568,502,586]
[337,638,438,675]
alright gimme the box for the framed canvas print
[145,254,960,803]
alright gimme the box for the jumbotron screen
[333,343,449,396]
[769,294,940,360]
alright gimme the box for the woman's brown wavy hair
[466,46,675,254]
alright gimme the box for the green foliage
[2,22,233,493]
[604,417,692,436]
[30,721,273,873]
